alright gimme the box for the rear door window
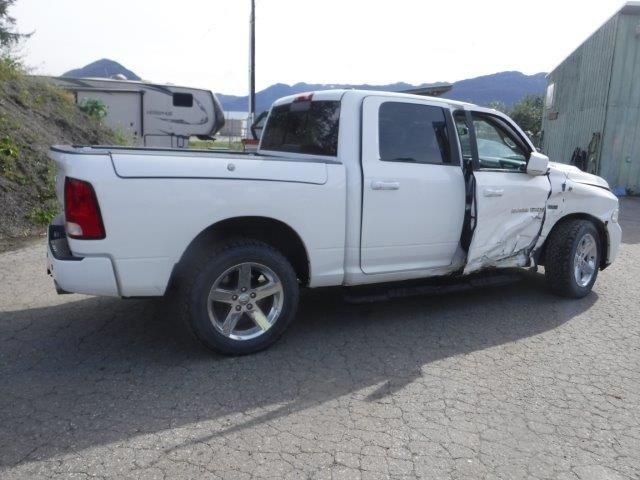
[261,100,340,156]
[378,102,452,164]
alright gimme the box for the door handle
[483,188,504,197]
[371,180,400,191]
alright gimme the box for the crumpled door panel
[464,171,550,274]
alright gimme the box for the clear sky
[11,0,627,95]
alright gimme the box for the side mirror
[527,151,549,176]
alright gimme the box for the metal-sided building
[541,1,640,193]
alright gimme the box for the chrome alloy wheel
[574,233,598,287]
[207,262,284,341]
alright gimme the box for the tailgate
[49,146,114,207]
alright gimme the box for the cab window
[472,116,528,171]
[261,100,340,156]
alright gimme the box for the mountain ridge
[63,59,141,81]
[62,59,547,111]
[218,71,547,112]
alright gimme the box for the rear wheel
[545,219,601,298]
[182,239,299,355]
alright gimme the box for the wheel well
[538,213,609,268]
[176,217,310,286]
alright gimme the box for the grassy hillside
[0,59,119,239]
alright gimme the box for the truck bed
[48,144,348,296]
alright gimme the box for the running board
[343,270,525,304]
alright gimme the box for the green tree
[486,94,544,146]
[509,94,544,137]
[1,0,30,50]
[486,100,508,114]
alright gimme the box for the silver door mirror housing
[527,151,549,176]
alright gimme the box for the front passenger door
[459,111,551,273]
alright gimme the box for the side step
[343,270,525,304]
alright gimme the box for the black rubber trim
[48,225,83,261]
[464,110,481,171]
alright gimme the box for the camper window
[173,93,194,108]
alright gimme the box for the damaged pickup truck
[47,90,622,354]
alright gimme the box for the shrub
[27,206,57,226]
[0,134,17,157]
[0,135,25,182]
[0,54,20,80]
[78,98,108,120]
[111,126,136,146]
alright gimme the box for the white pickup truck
[47,89,621,354]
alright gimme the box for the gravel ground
[1,198,639,480]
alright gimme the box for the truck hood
[548,162,610,190]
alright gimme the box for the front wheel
[182,239,299,355]
[545,219,601,298]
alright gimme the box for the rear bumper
[47,224,120,296]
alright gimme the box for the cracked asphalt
[1,198,640,480]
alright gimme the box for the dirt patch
[0,234,42,254]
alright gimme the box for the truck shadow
[0,273,597,467]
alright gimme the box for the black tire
[180,238,299,355]
[544,219,601,298]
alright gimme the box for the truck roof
[272,88,476,109]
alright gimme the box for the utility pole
[248,0,256,131]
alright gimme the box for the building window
[173,93,193,108]
[545,83,555,109]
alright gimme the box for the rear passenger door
[360,97,466,274]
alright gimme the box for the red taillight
[64,177,105,240]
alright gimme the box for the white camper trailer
[48,77,225,148]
